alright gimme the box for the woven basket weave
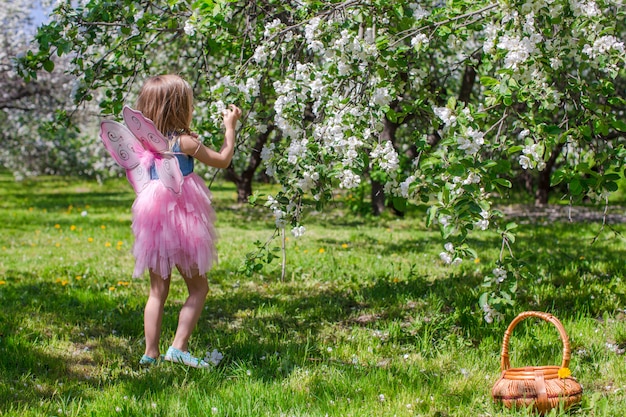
[491,311,583,414]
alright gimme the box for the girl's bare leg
[171,268,209,352]
[144,270,171,359]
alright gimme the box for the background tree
[0,0,101,179]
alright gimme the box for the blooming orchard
[16,0,626,320]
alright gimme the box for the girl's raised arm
[180,104,242,169]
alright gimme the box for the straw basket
[491,311,583,414]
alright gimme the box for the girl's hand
[223,104,242,129]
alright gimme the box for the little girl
[131,74,241,368]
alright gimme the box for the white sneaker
[164,346,210,368]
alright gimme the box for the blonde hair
[136,74,194,135]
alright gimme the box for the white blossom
[297,166,319,193]
[204,349,224,366]
[183,20,195,36]
[291,225,306,238]
[371,87,392,107]
[496,35,539,70]
[519,143,545,170]
[399,175,416,198]
[493,267,507,283]
[409,4,430,20]
[263,18,282,38]
[338,170,361,189]
[475,210,489,230]
[411,33,429,49]
[370,141,399,172]
[433,107,457,127]
[252,45,269,64]
[519,155,533,170]
[457,127,484,156]
[570,0,601,17]
[583,35,625,59]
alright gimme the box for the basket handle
[499,311,571,371]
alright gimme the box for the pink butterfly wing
[123,106,183,193]
[99,120,151,193]
[154,156,184,194]
[123,106,169,153]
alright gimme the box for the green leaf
[543,125,562,135]
[392,197,407,212]
[426,206,438,227]
[447,163,465,177]
[506,145,523,156]
[569,178,583,196]
[551,170,566,186]
[493,178,512,188]
[611,119,626,132]
[43,60,55,72]
[505,222,518,231]
[605,181,618,192]
[480,76,498,87]
[580,125,592,139]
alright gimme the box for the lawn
[0,171,625,416]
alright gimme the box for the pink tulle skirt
[131,173,217,278]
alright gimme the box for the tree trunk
[534,142,564,205]
[458,63,477,104]
[371,180,386,216]
[224,125,274,203]
[428,59,478,150]
[371,113,399,216]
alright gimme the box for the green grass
[0,171,625,416]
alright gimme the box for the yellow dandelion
[117,281,130,286]
[85,205,90,209]
[70,225,76,231]
[101,225,106,230]
[109,286,116,291]
[303,249,309,253]
[393,277,400,283]
[54,224,61,229]
[75,275,82,281]
[117,241,123,246]
[55,243,61,248]
[318,248,325,254]
[88,237,94,243]
[61,280,69,286]
[0,281,6,285]
[474,258,480,264]
[29,207,34,211]
[341,243,349,249]
[105,242,112,247]
[558,367,571,379]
